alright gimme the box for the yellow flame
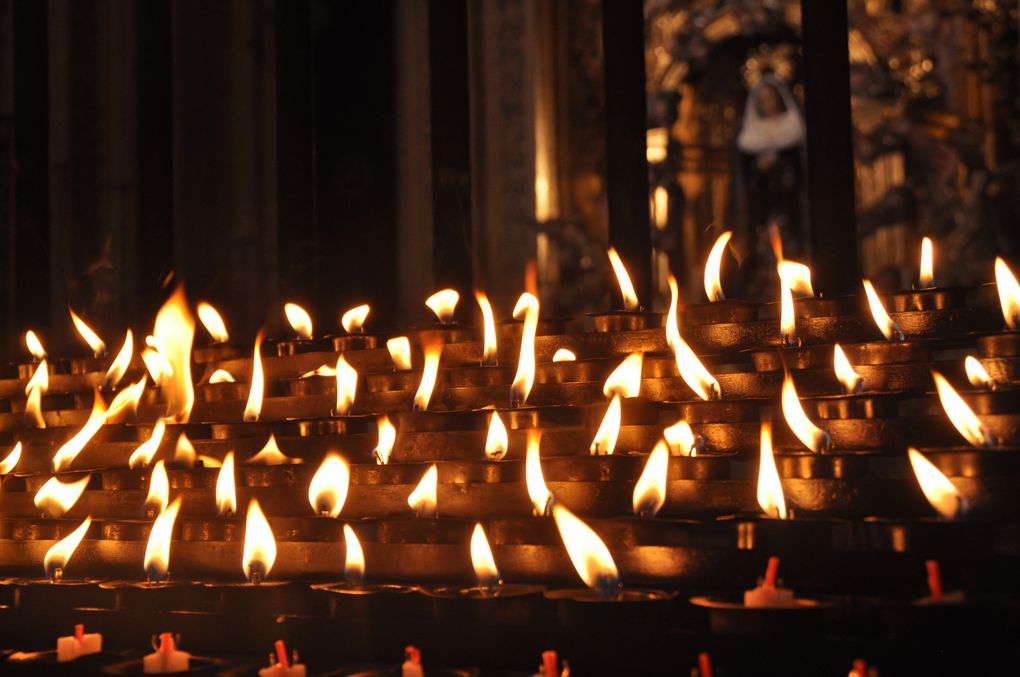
[145,460,169,514]
[25,330,46,359]
[374,416,396,465]
[757,422,787,519]
[216,452,237,515]
[552,504,620,594]
[34,474,90,517]
[995,257,1020,330]
[664,419,698,456]
[919,237,934,289]
[284,302,314,339]
[552,348,576,362]
[173,433,197,468]
[129,420,166,469]
[471,522,501,587]
[781,374,829,452]
[667,276,720,400]
[525,430,552,515]
[607,247,639,311]
[144,496,182,581]
[308,453,350,518]
[0,442,22,474]
[343,523,365,585]
[69,309,105,357]
[965,356,994,389]
[475,292,498,365]
[242,499,277,581]
[209,369,236,384]
[414,342,442,411]
[43,516,92,579]
[704,231,733,302]
[590,395,621,456]
[511,292,540,404]
[105,377,147,422]
[152,286,196,422]
[243,331,265,422]
[52,391,107,471]
[407,464,438,517]
[484,412,508,461]
[104,330,133,388]
[197,302,229,343]
[777,260,814,341]
[932,370,993,448]
[141,347,172,385]
[862,279,903,341]
[247,434,298,465]
[334,355,358,416]
[833,343,863,393]
[633,440,668,517]
[426,289,460,323]
[341,304,370,334]
[387,337,412,371]
[908,448,964,519]
[25,360,48,429]
[602,353,643,399]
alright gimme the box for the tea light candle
[402,646,424,677]
[258,640,306,677]
[143,632,190,673]
[743,556,794,608]
[56,623,102,662]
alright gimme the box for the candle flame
[141,347,172,386]
[607,247,639,311]
[52,391,108,471]
[667,276,720,400]
[242,499,277,581]
[152,286,196,422]
[173,433,197,468]
[44,516,92,580]
[704,231,733,302]
[69,308,105,357]
[209,369,236,384]
[908,448,964,519]
[590,395,621,456]
[833,343,863,394]
[414,342,442,411]
[475,292,498,365]
[284,302,314,339]
[341,304,370,334]
[632,440,668,518]
[919,237,934,289]
[552,504,620,595]
[197,302,229,343]
[104,330,133,388]
[216,452,237,515]
[511,292,540,405]
[995,257,1020,330]
[25,330,46,359]
[756,422,787,519]
[781,374,830,452]
[964,356,994,389]
[484,411,508,460]
[144,460,169,515]
[932,370,994,448]
[407,464,438,517]
[777,260,814,342]
[34,474,90,518]
[471,522,501,588]
[334,355,358,416]
[663,419,700,456]
[374,416,396,465]
[602,353,643,399]
[308,453,350,517]
[426,289,459,323]
[25,360,48,429]
[243,330,265,422]
[862,279,904,341]
[552,348,576,362]
[343,523,365,586]
[387,337,412,371]
[144,496,182,582]
[105,377,147,423]
[0,442,22,474]
[129,420,166,469]
[525,430,552,515]
[247,434,299,465]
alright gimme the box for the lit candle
[56,623,102,662]
[143,632,190,673]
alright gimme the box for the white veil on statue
[736,75,805,155]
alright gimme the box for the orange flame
[511,292,540,405]
[919,237,934,289]
[25,330,46,359]
[0,442,22,474]
[908,448,964,519]
[552,504,620,595]
[334,355,358,416]
[932,370,994,448]
[756,422,787,519]
[607,247,639,311]
[475,292,498,365]
[243,331,265,422]
[34,474,90,518]
[105,377,147,423]
[374,415,396,465]
[25,360,48,429]
[387,337,412,371]
[209,369,236,384]
[52,391,107,471]
[308,453,350,517]
[341,304,370,334]
[552,348,576,362]
[590,395,621,455]
[284,302,314,339]
[242,499,277,581]
[407,464,438,517]
[141,346,172,386]
[995,257,1020,330]
[343,523,365,586]
[247,434,299,465]
[862,279,903,341]
[144,496,182,581]
[663,419,700,456]
[525,430,552,515]
[144,460,169,515]
[484,412,508,460]
[704,231,733,302]
[471,522,501,588]
[69,308,105,357]
[602,353,643,399]
[964,356,994,389]
[414,342,442,411]
[152,286,196,422]
[777,260,814,342]
[833,343,863,394]
[667,276,720,400]
[781,374,830,452]
[197,302,229,343]
[104,330,133,388]
[426,289,460,323]
[129,420,166,469]
[633,440,668,518]
[216,452,237,515]
[44,516,92,580]
[172,433,197,468]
